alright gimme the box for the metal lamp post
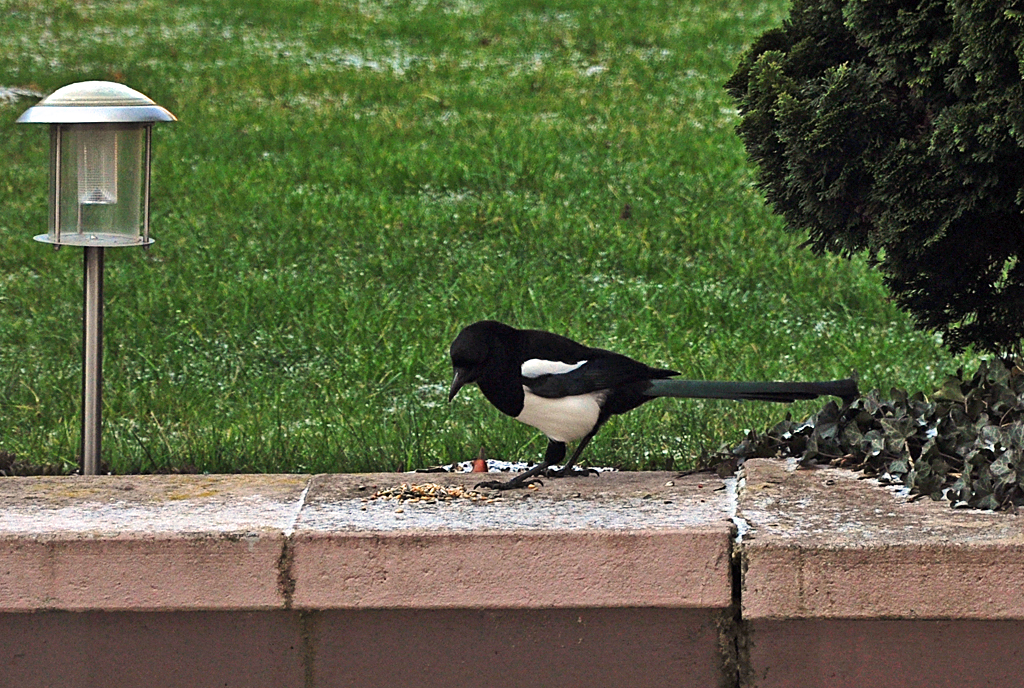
[17,81,175,474]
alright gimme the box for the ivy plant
[728,360,1024,510]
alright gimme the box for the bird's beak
[449,367,472,402]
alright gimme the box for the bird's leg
[547,428,599,478]
[475,440,566,490]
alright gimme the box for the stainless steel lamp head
[17,81,176,247]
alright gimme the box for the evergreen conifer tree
[727,0,1024,356]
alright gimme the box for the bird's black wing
[523,355,677,399]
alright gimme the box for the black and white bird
[448,320,859,490]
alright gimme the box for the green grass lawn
[0,0,974,474]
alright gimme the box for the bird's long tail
[644,378,859,404]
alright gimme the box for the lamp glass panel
[52,123,143,241]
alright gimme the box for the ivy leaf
[888,457,910,475]
[933,375,967,403]
[991,450,1016,480]
[977,424,1005,452]
[1007,421,1024,449]
[862,429,886,457]
[842,422,864,446]
[880,416,917,439]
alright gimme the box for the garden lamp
[17,81,176,474]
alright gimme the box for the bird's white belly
[516,388,606,443]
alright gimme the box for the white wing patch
[521,358,587,378]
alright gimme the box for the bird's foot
[474,477,544,491]
[545,466,598,479]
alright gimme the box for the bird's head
[448,320,515,401]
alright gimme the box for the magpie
[448,320,859,490]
